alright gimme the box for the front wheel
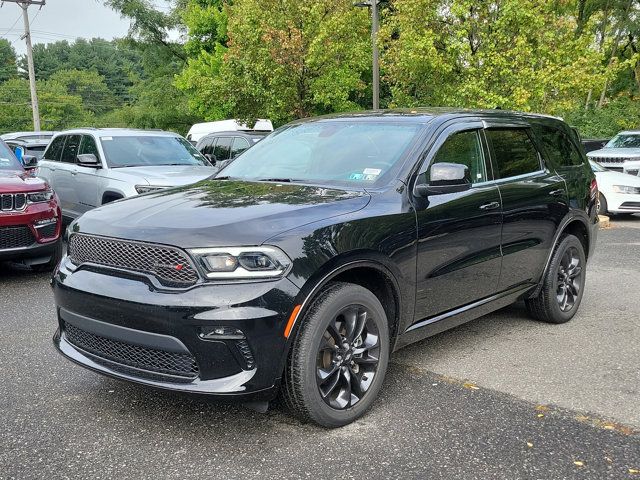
[597,193,608,215]
[525,234,586,324]
[281,282,390,427]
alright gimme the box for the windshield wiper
[256,178,300,183]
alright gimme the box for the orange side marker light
[284,305,302,338]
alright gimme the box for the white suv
[38,129,215,220]
[587,130,640,177]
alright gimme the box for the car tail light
[590,178,598,198]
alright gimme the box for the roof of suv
[53,128,179,138]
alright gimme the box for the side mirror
[415,162,472,196]
[204,153,217,165]
[76,153,100,168]
[22,154,38,169]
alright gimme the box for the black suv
[53,109,598,427]
[195,130,268,170]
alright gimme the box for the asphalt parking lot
[1,216,639,479]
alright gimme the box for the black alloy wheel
[316,304,381,409]
[525,234,586,324]
[282,282,390,427]
[555,246,582,312]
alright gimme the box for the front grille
[1,193,26,211]
[68,234,199,287]
[591,157,631,164]
[64,322,199,379]
[0,225,35,249]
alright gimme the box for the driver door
[71,135,104,214]
[413,122,503,321]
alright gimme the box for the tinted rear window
[487,129,541,179]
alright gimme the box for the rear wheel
[525,234,586,324]
[281,282,390,427]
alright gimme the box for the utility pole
[355,0,380,109]
[2,0,45,130]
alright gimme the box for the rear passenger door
[485,126,569,290]
[38,135,65,185]
[72,135,103,214]
[53,134,82,218]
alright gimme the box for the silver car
[587,130,640,177]
[37,128,215,220]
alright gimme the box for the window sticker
[101,136,113,141]
[363,168,381,176]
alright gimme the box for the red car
[0,139,62,271]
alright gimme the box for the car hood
[108,165,215,186]
[0,169,48,193]
[587,148,640,158]
[72,180,371,248]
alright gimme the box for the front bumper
[52,257,300,399]
[0,199,61,263]
[604,191,640,213]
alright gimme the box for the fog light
[199,326,245,340]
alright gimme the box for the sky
[0,0,173,56]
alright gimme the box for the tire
[281,282,390,428]
[525,234,586,324]
[31,238,63,272]
[597,193,608,215]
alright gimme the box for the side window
[428,130,487,184]
[60,135,81,163]
[534,126,582,168]
[203,137,216,155]
[231,137,251,158]
[213,137,233,161]
[43,136,65,161]
[486,129,541,179]
[79,135,100,159]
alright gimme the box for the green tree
[176,0,372,124]
[49,69,118,115]
[0,39,18,82]
[380,0,604,114]
[0,78,94,131]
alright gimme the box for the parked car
[52,109,598,427]
[6,138,50,161]
[587,130,640,173]
[590,160,640,215]
[581,138,609,153]
[37,128,215,221]
[186,119,273,142]
[1,131,57,142]
[0,138,62,271]
[195,130,269,169]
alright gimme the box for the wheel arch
[101,190,125,205]
[284,252,407,354]
[529,213,592,298]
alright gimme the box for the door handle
[549,189,565,197]
[70,170,78,176]
[479,201,500,210]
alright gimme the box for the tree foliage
[0,39,18,83]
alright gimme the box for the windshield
[589,160,608,172]
[100,135,210,168]
[0,142,22,171]
[605,134,640,149]
[219,121,424,187]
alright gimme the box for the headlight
[188,246,292,279]
[27,189,54,203]
[612,185,640,194]
[135,185,167,194]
